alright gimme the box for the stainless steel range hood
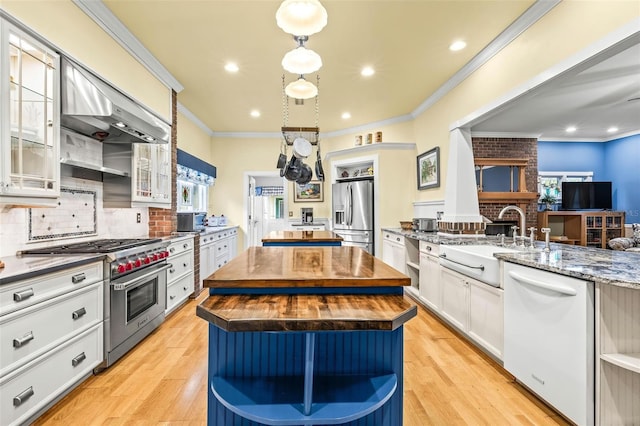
[60,57,170,144]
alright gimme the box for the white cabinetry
[382,232,405,274]
[419,241,441,312]
[131,143,171,208]
[597,284,640,425]
[200,227,238,285]
[439,266,504,360]
[0,261,104,426]
[0,19,60,205]
[166,235,194,315]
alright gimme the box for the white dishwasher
[503,262,594,426]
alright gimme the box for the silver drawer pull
[13,386,34,407]
[71,352,86,367]
[183,263,187,267]
[13,288,34,302]
[13,331,34,348]
[72,273,86,284]
[183,286,188,291]
[169,268,175,273]
[170,247,176,253]
[170,295,176,300]
[183,243,188,249]
[72,307,87,320]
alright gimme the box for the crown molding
[177,103,214,136]
[412,0,560,118]
[471,131,541,139]
[72,0,183,92]
[538,129,640,143]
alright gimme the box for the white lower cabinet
[439,266,504,360]
[418,241,441,312]
[382,232,406,274]
[166,235,194,315]
[200,227,238,286]
[0,323,103,426]
[0,260,104,426]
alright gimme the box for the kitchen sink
[439,244,521,287]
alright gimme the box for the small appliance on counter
[412,218,438,232]
[301,208,314,224]
[177,212,207,232]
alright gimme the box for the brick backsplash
[473,137,538,230]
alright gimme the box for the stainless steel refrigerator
[332,179,374,254]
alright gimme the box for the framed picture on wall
[417,147,440,190]
[294,181,324,202]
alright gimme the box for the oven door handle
[111,263,173,291]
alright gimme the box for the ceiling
[101,1,640,140]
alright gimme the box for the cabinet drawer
[168,237,194,257]
[214,240,231,258]
[419,241,439,256]
[0,262,103,316]
[0,323,103,426]
[166,273,193,314]
[214,254,230,271]
[0,282,103,377]
[167,252,193,283]
[383,232,404,245]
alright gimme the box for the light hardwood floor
[34,293,568,425]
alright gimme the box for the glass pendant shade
[285,77,318,99]
[276,0,328,36]
[282,46,322,74]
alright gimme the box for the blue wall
[538,135,639,223]
[603,134,640,224]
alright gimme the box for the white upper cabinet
[132,143,171,208]
[0,19,60,205]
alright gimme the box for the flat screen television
[561,181,612,210]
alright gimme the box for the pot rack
[281,126,319,146]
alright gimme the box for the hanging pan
[315,142,325,181]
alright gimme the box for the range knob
[163,250,170,258]
[158,251,165,259]
[134,258,142,267]
[152,253,159,261]
[144,256,151,264]
[125,261,134,271]
[116,263,127,274]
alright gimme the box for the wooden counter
[261,230,343,246]
[197,246,415,426]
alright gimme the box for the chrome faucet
[498,205,527,240]
[541,227,551,252]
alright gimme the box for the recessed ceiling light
[607,126,618,133]
[361,66,375,77]
[250,110,261,118]
[449,40,467,51]
[224,62,239,73]
[566,126,577,133]
[341,112,351,119]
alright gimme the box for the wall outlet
[289,211,293,217]
[136,213,141,223]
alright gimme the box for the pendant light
[285,76,318,99]
[276,0,327,36]
[282,46,322,74]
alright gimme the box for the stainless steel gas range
[20,238,171,370]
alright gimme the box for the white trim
[538,129,640,143]
[471,131,541,139]
[413,200,446,207]
[413,0,560,118]
[451,18,640,131]
[324,143,416,161]
[72,0,183,92]
[177,103,214,136]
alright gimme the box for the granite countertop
[0,254,105,285]
[200,225,238,235]
[381,227,639,290]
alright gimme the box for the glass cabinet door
[132,143,171,207]
[1,21,60,199]
[151,143,171,203]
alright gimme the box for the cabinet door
[0,21,60,202]
[419,253,441,312]
[440,267,468,332]
[468,278,504,360]
[132,144,170,207]
[382,240,394,268]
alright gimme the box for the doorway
[244,171,289,248]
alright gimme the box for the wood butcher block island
[261,230,343,246]
[197,246,416,426]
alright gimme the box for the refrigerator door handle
[348,183,353,226]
